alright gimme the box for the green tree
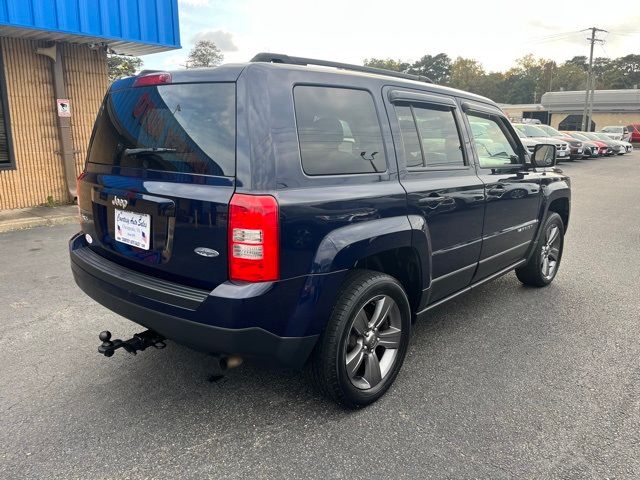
[449,57,485,91]
[363,58,410,72]
[407,53,452,84]
[500,54,554,103]
[107,54,143,82]
[186,40,224,68]
[553,62,587,91]
[565,56,588,71]
[475,72,507,102]
[605,54,640,88]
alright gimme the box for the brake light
[133,72,172,87]
[229,194,279,282]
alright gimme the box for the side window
[467,113,521,169]
[293,86,386,175]
[395,103,465,169]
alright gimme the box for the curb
[0,208,78,234]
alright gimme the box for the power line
[521,30,584,45]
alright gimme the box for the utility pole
[581,27,607,131]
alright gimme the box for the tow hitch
[98,330,166,357]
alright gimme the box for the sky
[142,0,640,73]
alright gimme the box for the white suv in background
[601,126,631,142]
[513,124,571,161]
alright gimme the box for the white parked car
[601,126,631,142]
[513,124,571,161]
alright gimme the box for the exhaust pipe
[219,355,243,370]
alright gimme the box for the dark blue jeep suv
[70,54,570,407]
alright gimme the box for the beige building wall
[550,112,640,130]
[0,37,108,210]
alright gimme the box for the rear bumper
[69,233,344,368]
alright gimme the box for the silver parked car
[601,126,631,142]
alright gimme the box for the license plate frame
[114,209,151,250]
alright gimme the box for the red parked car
[627,124,640,143]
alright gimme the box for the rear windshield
[88,83,236,177]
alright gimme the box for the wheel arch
[311,215,432,312]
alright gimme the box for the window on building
[0,57,13,168]
[294,86,386,175]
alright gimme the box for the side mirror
[531,144,556,168]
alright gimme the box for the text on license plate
[115,209,151,250]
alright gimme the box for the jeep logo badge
[194,247,219,258]
[112,197,128,209]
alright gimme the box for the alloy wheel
[344,294,402,390]
[540,224,561,280]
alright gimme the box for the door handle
[421,195,446,203]
[488,185,506,196]
[419,194,449,209]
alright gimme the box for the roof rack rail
[250,53,434,84]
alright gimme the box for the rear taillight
[229,194,279,282]
[133,72,172,87]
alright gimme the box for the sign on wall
[56,99,71,117]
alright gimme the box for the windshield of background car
[595,133,614,141]
[569,132,589,141]
[520,125,548,137]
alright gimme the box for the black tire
[310,270,411,408]
[516,212,565,287]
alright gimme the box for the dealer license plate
[115,209,151,250]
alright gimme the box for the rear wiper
[123,147,177,156]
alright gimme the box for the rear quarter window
[293,86,386,175]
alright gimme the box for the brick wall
[0,38,108,210]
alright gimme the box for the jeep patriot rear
[70,54,570,407]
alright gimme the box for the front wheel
[516,212,565,287]
[311,270,411,408]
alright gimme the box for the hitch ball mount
[98,330,166,357]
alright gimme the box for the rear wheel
[311,270,411,408]
[516,212,564,287]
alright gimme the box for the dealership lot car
[601,125,630,142]
[561,131,608,157]
[70,54,571,407]
[512,123,571,161]
[535,124,585,159]
[592,132,630,154]
[580,132,624,155]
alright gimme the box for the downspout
[36,42,77,201]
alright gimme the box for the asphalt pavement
[1,152,639,479]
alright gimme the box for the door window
[467,113,521,168]
[395,104,465,169]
